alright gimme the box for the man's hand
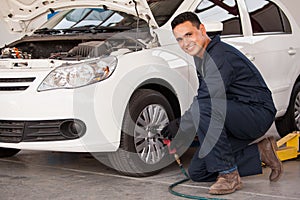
[160,118,180,140]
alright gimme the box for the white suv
[0,0,299,176]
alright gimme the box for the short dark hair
[171,12,201,30]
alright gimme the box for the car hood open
[0,0,157,33]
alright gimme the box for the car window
[195,0,242,36]
[244,0,292,35]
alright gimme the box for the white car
[0,0,299,176]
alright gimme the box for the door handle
[288,47,296,56]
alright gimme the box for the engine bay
[0,30,157,60]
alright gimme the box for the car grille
[0,77,35,91]
[0,119,84,143]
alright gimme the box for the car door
[242,0,298,114]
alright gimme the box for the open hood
[0,0,157,33]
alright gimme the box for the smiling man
[161,12,283,195]
[173,20,209,58]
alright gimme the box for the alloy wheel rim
[294,92,300,129]
[134,104,169,164]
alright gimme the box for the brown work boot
[258,136,283,182]
[208,169,242,195]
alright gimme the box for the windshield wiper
[63,25,132,34]
[34,28,62,34]
[35,25,134,35]
[93,26,133,32]
[62,25,98,33]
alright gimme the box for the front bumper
[0,68,124,152]
[0,119,86,143]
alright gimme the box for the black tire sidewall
[276,82,300,136]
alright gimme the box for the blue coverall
[175,35,277,182]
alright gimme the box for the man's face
[173,21,206,57]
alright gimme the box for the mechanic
[161,12,283,195]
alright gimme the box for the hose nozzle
[163,139,176,154]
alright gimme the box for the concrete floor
[0,125,299,200]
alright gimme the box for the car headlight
[38,56,117,91]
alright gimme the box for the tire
[275,82,300,137]
[107,89,176,177]
[0,147,20,158]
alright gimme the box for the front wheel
[107,89,176,177]
[276,82,300,137]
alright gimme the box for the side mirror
[203,21,223,37]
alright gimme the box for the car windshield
[35,8,148,34]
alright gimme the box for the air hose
[163,139,225,200]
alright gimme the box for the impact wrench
[163,139,225,200]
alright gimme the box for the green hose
[163,139,225,199]
[168,157,226,200]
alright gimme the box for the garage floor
[0,126,299,200]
